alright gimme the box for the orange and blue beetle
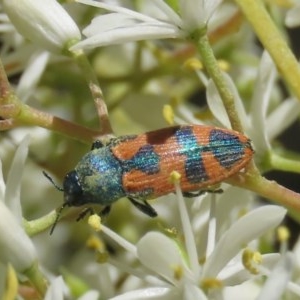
[45,125,254,233]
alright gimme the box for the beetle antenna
[50,203,67,235]
[43,171,66,234]
[43,171,64,192]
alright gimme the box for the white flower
[285,3,300,28]
[71,0,222,50]
[45,277,99,300]
[256,253,295,300]
[16,51,50,103]
[205,51,300,162]
[0,200,37,272]
[111,201,284,299]
[93,183,287,299]
[45,276,68,300]
[275,236,300,297]
[0,135,37,272]
[78,290,101,300]
[3,0,81,53]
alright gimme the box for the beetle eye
[63,170,83,197]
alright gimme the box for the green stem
[234,0,300,101]
[0,99,99,144]
[71,50,113,136]
[196,34,243,132]
[269,152,300,174]
[229,173,300,212]
[0,56,99,143]
[23,262,48,299]
[24,210,57,236]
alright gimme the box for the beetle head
[62,170,85,207]
[43,170,85,234]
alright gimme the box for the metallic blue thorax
[75,147,124,205]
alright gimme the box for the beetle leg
[128,197,158,217]
[100,205,111,216]
[183,188,223,198]
[76,206,111,224]
[91,140,104,150]
[76,207,94,221]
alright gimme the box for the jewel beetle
[45,125,254,233]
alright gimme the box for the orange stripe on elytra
[112,135,147,160]
[202,152,225,182]
[192,126,212,145]
[113,127,181,161]
[122,146,207,198]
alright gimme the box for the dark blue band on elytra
[123,144,160,175]
[175,127,208,184]
[209,129,244,169]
